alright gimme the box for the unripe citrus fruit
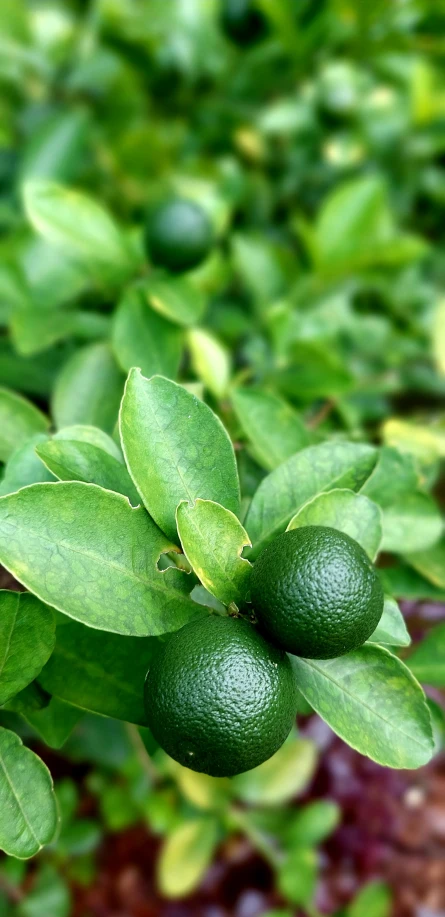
[144,615,297,777]
[144,198,213,273]
[250,526,384,659]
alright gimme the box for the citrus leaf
[361,446,442,552]
[36,440,140,505]
[287,489,382,560]
[291,646,433,768]
[120,370,240,542]
[232,387,310,471]
[166,761,231,811]
[112,285,183,379]
[143,273,206,327]
[278,847,317,907]
[348,881,392,917]
[405,538,445,589]
[158,817,220,898]
[53,425,122,461]
[406,622,445,687]
[367,596,411,647]
[52,343,124,434]
[39,619,159,724]
[0,388,49,462]
[187,328,231,399]
[285,800,340,848]
[232,736,317,806]
[378,491,442,554]
[0,591,55,706]
[245,442,377,559]
[433,297,445,376]
[0,434,55,497]
[0,727,58,858]
[0,482,199,636]
[24,698,83,750]
[176,499,252,607]
[23,180,132,285]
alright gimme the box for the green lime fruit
[144,615,297,777]
[144,198,213,273]
[221,0,267,45]
[250,526,384,660]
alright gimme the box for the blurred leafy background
[0,0,445,914]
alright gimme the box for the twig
[307,399,335,430]
[125,723,160,784]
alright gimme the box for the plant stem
[228,806,282,869]
[125,723,160,784]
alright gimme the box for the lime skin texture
[250,525,384,660]
[144,198,213,273]
[144,614,297,777]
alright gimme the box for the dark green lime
[144,198,213,273]
[144,614,297,777]
[250,526,384,659]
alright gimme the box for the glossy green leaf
[245,442,377,559]
[378,491,442,554]
[0,591,55,706]
[287,488,382,560]
[274,341,353,401]
[158,817,220,898]
[17,863,71,917]
[112,285,182,379]
[143,273,206,327]
[405,538,445,588]
[232,736,317,806]
[53,425,122,461]
[36,440,140,504]
[24,698,83,750]
[291,646,433,768]
[0,434,55,497]
[120,370,240,542]
[285,800,340,848]
[0,727,58,858]
[368,596,411,647]
[361,446,441,552]
[232,387,310,471]
[177,499,251,607]
[277,847,317,907]
[313,175,427,274]
[23,180,132,285]
[19,108,89,183]
[0,482,199,636]
[433,297,445,376]
[166,761,231,811]
[427,699,445,756]
[0,388,49,462]
[348,881,392,917]
[10,308,109,357]
[39,619,159,724]
[406,622,445,687]
[52,343,124,434]
[187,328,231,399]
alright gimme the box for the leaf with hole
[0,482,199,636]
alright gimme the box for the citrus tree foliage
[0,5,443,915]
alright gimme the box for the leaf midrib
[298,655,430,752]
[0,743,41,851]
[0,517,184,601]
